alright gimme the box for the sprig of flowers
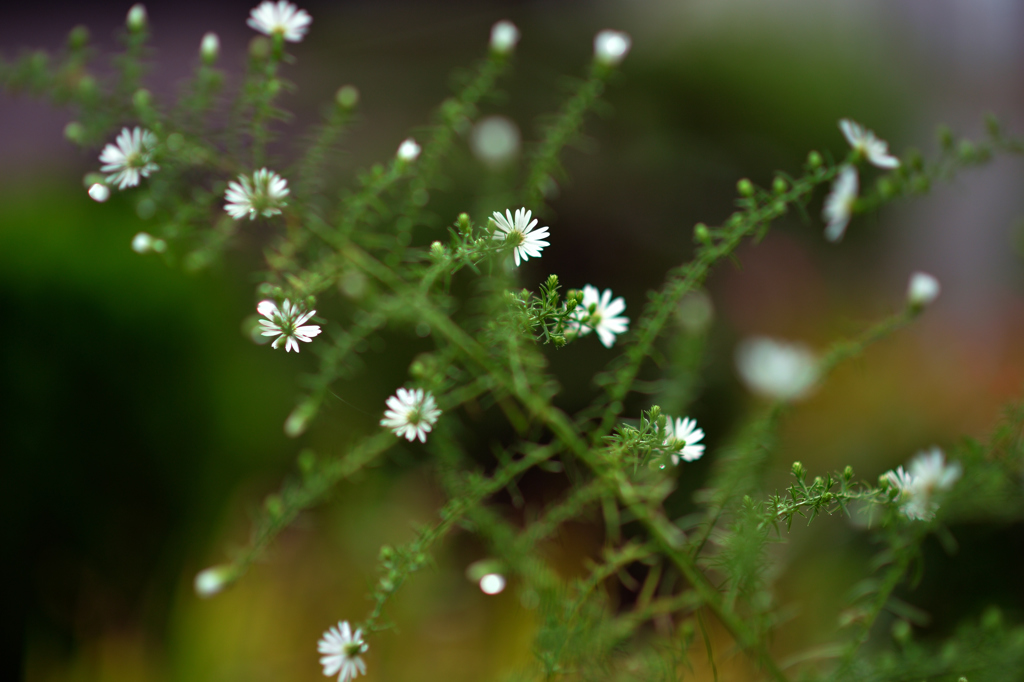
[257,299,321,352]
[381,388,441,443]
[99,127,158,190]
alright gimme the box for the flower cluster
[318,621,367,682]
[257,299,321,352]
[884,447,962,520]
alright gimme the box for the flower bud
[397,138,421,162]
[792,461,804,479]
[200,32,220,64]
[907,271,940,310]
[693,223,710,245]
[737,178,754,197]
[284,397,320,437]
[430,241,446,258]
[132,88,152,110]
[807,150,823,169]
[132,232,155,253]
[335,85,359,110]
[68,25,90,50]
[593,30,631,66]
[88,183,110,203]
[843,465,854,481]
[194,564,236,598]
[64,121,85,143]
[489,20,519,55]
[126,4,147,32]
[456,212,472,234]
[772,176,788,194]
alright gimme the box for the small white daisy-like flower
[594,30,632,66]
[381,388,441,443]
[318,621,368,682]
[99,127,159,190]
[88,183,110,202]
[257,299,321,352]
[396,138,421,162]
[907,271,940,308]
[567,285,630,348]
[193,564,235,598]
[490,20,520,54]
[200,32,220,63]
[735,336,819,402]
[822,164,858,243]
[839,118,900,169]
[247,0,312,42]
[491,207,550,267]
[225,168,290,220]
[664,416,706,465]
[885,447,961,521]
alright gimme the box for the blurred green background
[4,0,1024,679]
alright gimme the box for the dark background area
[4,1,1024,680]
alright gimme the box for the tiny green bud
[693,223,710,244]
[430,241,446,258]
[264,494,284,518]
[200,32,220,64]
[891,619,911,643]
[284,396,320,438]
[736,178,754,197]
[958,139,976,162]
[877,176,895,199]
[335,84,359,109]
[68,25,89,50]
[807,150,823,169]
[878,474,890,490]
[132,88,152,110]
[546,273,559,289]
[985,113,1001,138]
[552,335,566,347]
[78,75,98,97]
[456,212,472,234]
[379,545,394,561]
[126,4,147,32]
[297,449,316,474]
[813,476,823,487]
[791,461,804,479]
[936,125,954,150]
[772,176,787,194]
[64,121,85,143]
[843,465,854,480]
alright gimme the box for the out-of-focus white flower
[822,165,858,242]
[735,336,818,401]
[907,271,940,308]
[224,168,290,220]
[194,564,235,598]
[126,4,147,32]
[248,1,312,42]
[568,285,629,348]
[490,20,520,54]
[396,138,421,162]
[491,207,549,266]
[594,30,631,66]
[99,127,159,190]
[479,573,506,594]
[257,299,321,352]
[839,118,900,169]
[664,416,705,465]
[381,388,441,443]
[885,447,962,521]
[318,621,368,682]
[471,116,521,167]
[131,231,166,254]
[88,183,110,202]
[200,32,220,63]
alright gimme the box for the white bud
[735,336,819,402]
[200,32,220,63]
[907,271,940,308]
[131,232,165,254]
[489,20,520,55]
[88,183,110,203]
[284,398,319,438]
[127,4,148,32]
[470,115,521,168]
[397,137,421,162]
[194,564,235,598]
[479,573,506,595]
[593,30,631,66]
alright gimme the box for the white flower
[822,165,858,242]
[193,564,235,598]
[490,20,520,54]
[200,32,220,63]
[594,30,631,66]
[479,573,506,594]
[567,285,629,348]
[491,207,550,267]
[257,299,321,352]
[88,183,110,202]
[99,127,159,190]
[131,231,166,254]
[225,168,290,220]
[247,1,312,43]
[664,416,705,465]
[397,138,421,162]
[735,336,818,402]
[381,388,441,443]
[126,4,147,32]
[885,447,962,521]
[839,118,900,169]
[907,271,940,308]
[318,621,368,682]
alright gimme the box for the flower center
[504,229,524,248]
[344,642,364,657]
[406,407,423,425]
